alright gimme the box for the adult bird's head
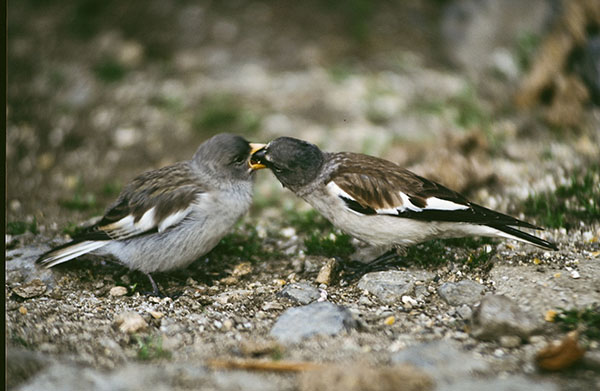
[249,137,325,191]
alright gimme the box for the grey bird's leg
[144,272,162,297]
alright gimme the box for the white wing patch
[100,207,157,239]
[100,205,195,239]
[326,181,355,201]
[136,207,157,231]
[158,207,191,232]
[376,207,400,215]
[329,180,470,217]
[399,192,421,212]
[424,197,469,211]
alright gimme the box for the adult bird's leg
[340,248,404,281]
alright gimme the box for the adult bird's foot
[339,250,404,281]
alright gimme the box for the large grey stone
[471,294,541,340]
[278,282,320,305]
[438,279,485,306]
[270,302,357,343]
[357,270,434,305]
[5,245,56,287]
[392,341,560,390]
[16,362,178,391]
[213,370,291,391]
[441,375,558,391]
[392,340,488,385]
[491,263,600,315]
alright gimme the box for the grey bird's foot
[140,272,184,299]
[142,272,164,297]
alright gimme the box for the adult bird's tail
[487,224,558,250]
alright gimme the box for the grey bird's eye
[232,154,247,165]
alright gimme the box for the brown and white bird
[37,133,264,294]
[249,137,557,260]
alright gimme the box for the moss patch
[94,57,127,83]
[135,335,171,361]
[305,232,355,258]
[523,165,600,229]
[405,237,496,270]
[555,305,600,341]
[283,208,356,258]
[7,219,38,235]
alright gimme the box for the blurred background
[6,0,600,237]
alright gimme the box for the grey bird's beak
[248,143,267,170]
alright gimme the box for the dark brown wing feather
[328,152,469,209]
[326,152,541,229]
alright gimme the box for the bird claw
[338,250,404,281]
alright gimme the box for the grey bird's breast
[104,181,253,273]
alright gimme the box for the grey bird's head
[192,133,263,181]
[249,137,325,191]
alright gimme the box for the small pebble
[315,258,338,286]
[545,310,557,322]
[529,336,547,345]
[359,296,372,306]
[281,227,296,238]
[570,270,580,279]
[500,335,522,348]
[232,262,253,277]
[12,279,47,299]
[318,289,328,302]
[456,304,473,319]
[273,279,286,287]
[402,295,418,307]
[223,319,234,331]
[384,316,396,326]
[262,302,283,311]
[114,312,148,334]
[109,286,128,297]
[149,311,164,319]
[19,306,27,315]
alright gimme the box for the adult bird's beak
[248,143,267,170]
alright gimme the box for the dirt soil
[6,1,600,390]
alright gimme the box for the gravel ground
[6,1,600,390]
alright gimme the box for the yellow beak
[248,143,267,170]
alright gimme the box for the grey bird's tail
[36,239,110,268]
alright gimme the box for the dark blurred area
[6,0,600,232]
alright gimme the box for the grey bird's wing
[69,162,207,243]
[94,162,207,240]
[36,162,209,267]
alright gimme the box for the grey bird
[37,133,264,294]
[249,137,557,263]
